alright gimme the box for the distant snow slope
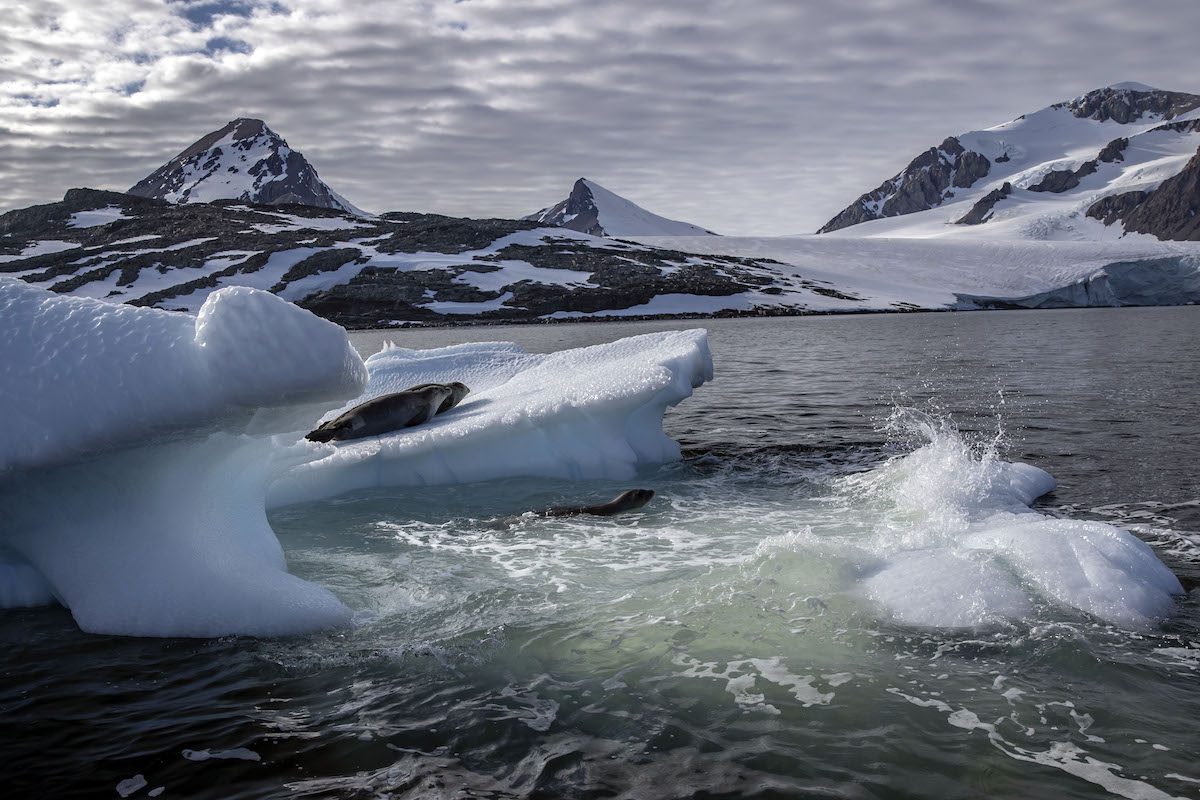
[636,233,1200,310]
[818,84,1200,241]
[527,178,716,237]
[129,118,366,215]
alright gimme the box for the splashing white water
[839,411,1182,628]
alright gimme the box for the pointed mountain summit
[526,178,716,237]
[129,118,365,214]
[818,83,1200,235]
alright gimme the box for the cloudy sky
[2,0,1197,235]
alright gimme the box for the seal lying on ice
[404,381,470,415]
[305,382,470,442]
[535,489,655,518]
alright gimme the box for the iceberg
[0,280,366,472]
[0,278,712,637]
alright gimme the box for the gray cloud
[1,0,1198,234]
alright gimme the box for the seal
[405,381,470,414]
[537,489,655,518]
[306,384,455,442]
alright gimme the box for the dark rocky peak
[128,118,363,214]
[526,178,602,235]
[1059,85,1200,124]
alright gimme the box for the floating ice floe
[0,278,712,637]
[0,279,367,636]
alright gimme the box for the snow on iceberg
[269,330,714,507]
[0,278,712,637]
[0,280,366,472]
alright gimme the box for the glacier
[0,278,712,636]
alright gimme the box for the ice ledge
[269,329,715,507]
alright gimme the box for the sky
[2,0,1198,236]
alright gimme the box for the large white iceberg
[0,278,712,637]
[0,279,369,636]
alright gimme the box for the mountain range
[2,83,1199,325]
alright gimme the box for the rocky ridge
[0,189,857,327]
[817,137,991,233]
[817,84,1200,238]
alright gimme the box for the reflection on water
[2,307,1199,799]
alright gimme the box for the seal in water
[306,383,462,442]
[536,489,655,518]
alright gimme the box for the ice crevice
[0,279,713,637]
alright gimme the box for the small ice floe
[182,747,262,762]
[116,774,147,797]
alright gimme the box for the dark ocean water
[2,308,1198,799]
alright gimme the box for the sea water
[2,307,1198,798]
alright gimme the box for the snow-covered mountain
[527,178,716,237]
[818,83,1200,241]
[4,188,1197,323]
[128,118,365,215]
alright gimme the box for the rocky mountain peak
[526,178,715,237]
[128,118,364,215]
[817,136,991,234]
[1059,84,1200,124]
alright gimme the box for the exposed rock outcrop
[1086,146,1200,240]
[1086,191,1149,227]
[818,137,991,233]
[1029,160,1098,193]
[1058,86,1200,124]
[1098,138,1129,163]
[955,182,1013,225]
